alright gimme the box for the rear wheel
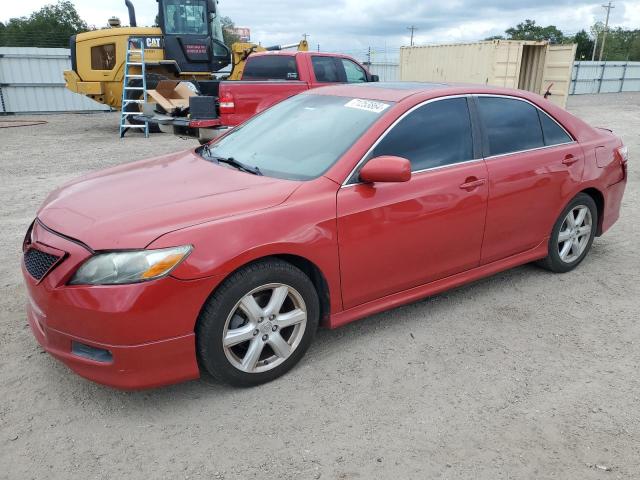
[123,73,167,133]
[537,193,598,273]
[196,259,319,387]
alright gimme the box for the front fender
[149,176,343,314]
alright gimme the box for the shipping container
[400,40,576,108]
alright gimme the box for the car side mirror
[370,74,379,82]
[359,156,411,183]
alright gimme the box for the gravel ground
[1,93,639,479]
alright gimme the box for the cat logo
[145,37,162,49]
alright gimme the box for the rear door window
[367,97,474,172]
[538,110,573,146]
[478,97,544,156]
[242,56,299,80]
[312,56,342,82]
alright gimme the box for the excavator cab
[157,0,230,73]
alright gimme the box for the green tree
[570,29,594,60]
[0,0,88,47]
[505,19,564,44]
[221,16,241,49]
[630,36,640,61]
[602,27,640,60]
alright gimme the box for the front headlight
[69,245,192,285]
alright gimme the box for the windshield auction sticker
[344,98,390,113]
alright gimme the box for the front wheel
[537,193,598,273]
[196,259,319,387]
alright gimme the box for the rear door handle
[562,154,578,166]
[459,178,486,190]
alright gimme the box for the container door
[492,41,523,88]
[540,44,577,108]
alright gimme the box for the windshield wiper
[199,145,262,176]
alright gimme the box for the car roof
[309,82,545,103]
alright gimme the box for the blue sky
[3,0,639,60]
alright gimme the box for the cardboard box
[147,80,197,113]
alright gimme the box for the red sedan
[22,83,627,389]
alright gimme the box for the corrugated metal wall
[570,61,640,94]
[0,47,110,113]
[367,62,400,82]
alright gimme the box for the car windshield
[201,94,393,180]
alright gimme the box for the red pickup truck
[149,51,379,142]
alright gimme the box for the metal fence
[367,62,400,82]
[0,47,110,113]
[570,61,640,95]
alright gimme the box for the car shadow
[61,262,549,409]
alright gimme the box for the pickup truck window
[312,56,342,82]
[341,59,367,83]
[204,94,392,180]
[243,56,299,81]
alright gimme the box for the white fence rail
[0,47,110,113]
[570,61,640,94]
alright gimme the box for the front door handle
[459,177,486,191]
[562,154,578,166]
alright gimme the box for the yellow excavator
[64,0,308,113]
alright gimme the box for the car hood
[38,149,301,250]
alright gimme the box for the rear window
[242,56,299,81]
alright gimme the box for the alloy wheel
[222,283,307,373]
[557,205,593,263]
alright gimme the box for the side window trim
[474,94,576,159]
[342,94,480,186]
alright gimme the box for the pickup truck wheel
[123,73,167,133]
[196,259,319,387]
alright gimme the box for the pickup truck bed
[146,51,378,142]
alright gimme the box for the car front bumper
[22,220,221,390]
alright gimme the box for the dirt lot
[1,93,639,479]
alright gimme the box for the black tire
[123,73,167,133]
[537,193,598,273]
[196,259,320,387]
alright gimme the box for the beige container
[400,40,576,108]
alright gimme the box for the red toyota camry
[22,83,627,389]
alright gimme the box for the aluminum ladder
[119,37,149,138]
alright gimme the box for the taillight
[219,91,235,114]
[615,145,628,163]
[615,145,628,180]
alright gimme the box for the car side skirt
[328,238,549,329]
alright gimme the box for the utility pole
[366,46,371,65]
[591,33,598,61]
[599,1,614,61]
[407,26,417,46]
[317,43,320,52]
[302,33,310,42]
